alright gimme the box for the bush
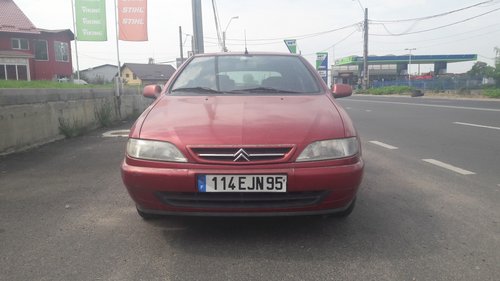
[58,117,86,138]
[484,88,500,98]
[364,86,414,95]
[94,101,114,127]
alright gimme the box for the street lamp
[222,16,239,52]
[405,48,416,87]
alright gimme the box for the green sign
[335,56,357,65]
[75,0,107,41]
[284,39,297,54]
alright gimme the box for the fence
[371,78,483,90]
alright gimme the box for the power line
[369,26,500,54]
[370,22,500,45]
[353,0,364,13]
[377,20,420,36]
[369,30,500,55]
[371,7,500,36]
[478,54,495,60]
[217,22,362,42]
[370,0,496,23]
[409,28,500,51]
[211,0,223,49]
[302,29,359,56]
[207,39,283,46]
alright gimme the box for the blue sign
[316,52,328,84]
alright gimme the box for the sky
[13,0,500,73]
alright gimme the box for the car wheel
[136,207,160,220]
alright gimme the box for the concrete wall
[0,88,152,155]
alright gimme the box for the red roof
[0,0,39,34]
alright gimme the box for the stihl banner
[118,0,148,41]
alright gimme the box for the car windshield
[170,55,321,94]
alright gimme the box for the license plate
[198,175,287,192]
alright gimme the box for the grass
[483,88,500,98]
[0,80,113,89]
[361,86,414,95]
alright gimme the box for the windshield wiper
[172,87,221,94]
[234,87,299,93]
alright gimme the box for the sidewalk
[353,91,500,101]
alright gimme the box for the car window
[170,56,217,90]
[170,55,321,94]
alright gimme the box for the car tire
[136,207,160,220]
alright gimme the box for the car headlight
[296,137,359,162]
[127,139,187,162]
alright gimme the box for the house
[0,0,74,81]
[121,63,176,86]
[80,64,118,84]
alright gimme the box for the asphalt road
[1,95,499,281]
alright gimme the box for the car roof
[193,52,302,58]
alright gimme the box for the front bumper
[121,157,364,216]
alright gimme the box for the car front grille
[155,191,330,209]
[189,146,294,164]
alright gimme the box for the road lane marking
[369,141,398,150]
[453,122,500,131]
[365,109,372,112]
[345,99,500,112]
[422,159,476,175]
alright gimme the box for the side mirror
[331,84,352,98]
[143,84,162,99]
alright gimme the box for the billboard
[75,0,107,41]
[118,0,148,41]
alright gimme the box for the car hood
[138,94,345,146]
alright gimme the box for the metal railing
[371,78,484,90]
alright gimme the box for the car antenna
[244,29,249,55]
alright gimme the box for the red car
[121,52,363,219]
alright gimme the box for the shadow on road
[139,156,444,264]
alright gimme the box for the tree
[467,61,495,78]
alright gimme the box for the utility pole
[179,26,184,62]
[222,16,238,52]
[222,31,226,52]
[362,8,369,90]
[405,48,416,87]
[192,0,204,54]
[70,0,80,80]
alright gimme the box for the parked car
[72,79,88,85]
[121,52,364,219]
[57,77,88,85]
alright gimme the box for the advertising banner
[75,0,107,41]
[118,0,148,41]
[316,52,328,84]
[283,39,297,54]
